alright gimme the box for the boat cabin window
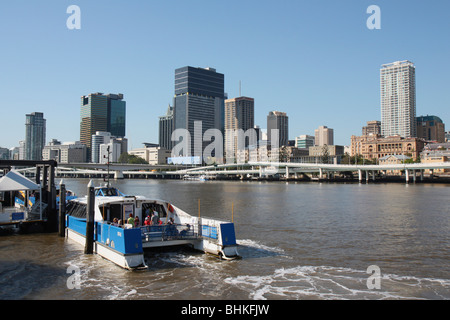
[95,188,120,197]
[98,203,133,223]
[97,202,168,226]
[141,203,167,219]
[66,202,87,218]
[108,203,122,222]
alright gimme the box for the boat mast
[104,145,111,188]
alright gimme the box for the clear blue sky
[1,0,449,150]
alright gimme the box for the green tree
[118,152,148,164]
[118,152,129,163]
[321,145,329,164]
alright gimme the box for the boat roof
[69,185,170,206]
[70,194,169,206]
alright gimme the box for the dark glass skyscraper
[25,112,46,160]
[267,111,289,147]
[159,105,174,150]
[173,66,225,157]
[80,93,108,154]
[80,92,126,162]
[107,93,126,138]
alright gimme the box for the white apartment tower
[380,60,416,138]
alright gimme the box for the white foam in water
[125,289,137,296]
[237,239,286,255]
[61,239,449,300]
[224,265,450,300]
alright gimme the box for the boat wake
[236,239,288,258]
[62,239,450,300]
[224,265,450,300]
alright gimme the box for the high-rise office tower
[224,96,255,159]
[380,60,416,138]
[159,105,174,151]
[80,92,126,161]
[314,126,334,146]
[25,112,46,160]
[107,93,126,138]
[267,111,288,147]
[80,93,108,154]
[173,66,225,157]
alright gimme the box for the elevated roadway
[13,161,450,183]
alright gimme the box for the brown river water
[0,179,449,300]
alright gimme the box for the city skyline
[1,1,449,150]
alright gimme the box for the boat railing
[140,223,199,242]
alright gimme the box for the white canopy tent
[0,170,40,191]
[0,170,42,219]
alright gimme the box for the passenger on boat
[127,214,135,226]
[165,219,178,238]
[134,216,140,227]
[144,216,151,226]
[151,211,160,225]
[112,218,119,226]
[180,224,191,237]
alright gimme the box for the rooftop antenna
[239,80,241,97]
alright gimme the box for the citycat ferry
[65,184,240,270]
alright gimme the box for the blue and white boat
[65,184,240,270]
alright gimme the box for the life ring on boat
[168,204,174,213]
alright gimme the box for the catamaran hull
[66,228,147,270]
[194,240,240,260]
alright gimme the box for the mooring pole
[48,165,57,232]
[58,179,66,237]
[84,180,95,254]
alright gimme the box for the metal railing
[140,223,198,242]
